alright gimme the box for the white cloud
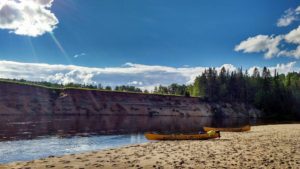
[74,53,86,58]
[272,61,298,74]
[285,25,300,44]
[0,60,298,91]
[0,0,58,37]
[234,35,282,59]
[128,81,143,86]
[235,5,300,59]
[278,26,300,59]
[278,46,300,59]
[249,61,298,76]
[277,6,300,27]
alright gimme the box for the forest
[1,66,300,119]
[153,67,300,119]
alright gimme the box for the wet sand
[1,124,300,169]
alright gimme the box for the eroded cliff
[0,81,261,117]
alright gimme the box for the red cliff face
[0,82,261,117]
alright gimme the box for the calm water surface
[0,115,250,164]
[0,134,146,164]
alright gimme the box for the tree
[105,86,112,91]
[252,67,260,78]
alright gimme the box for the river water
[0,134,146,164]
[0,115,251,163]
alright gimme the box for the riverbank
[0,81,261,117]
[1,124,299,169]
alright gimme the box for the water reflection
[0,115,250,141]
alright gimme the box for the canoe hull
[144,133,220,140]
[203,125,251,132]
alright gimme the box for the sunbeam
[27,37,38,62]
[49,32,72,64]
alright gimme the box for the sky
[0,0,300,90]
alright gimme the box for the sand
[1,124,300,169]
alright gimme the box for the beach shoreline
[1,124,300,169]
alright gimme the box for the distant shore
[1,124,299,169]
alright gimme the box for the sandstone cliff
[0,81,261,117]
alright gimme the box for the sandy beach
[1,124,299,169]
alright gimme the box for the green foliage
[152,67,300,119]
[1,67,300,119]
[105,86,112,91]
[153,84,188,96]
[114,85,142,93]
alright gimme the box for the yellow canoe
[144,131,220,140]
[203,125,251,132]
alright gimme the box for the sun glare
[49,32,72,64]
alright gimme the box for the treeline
[190,67,300,119]
[1,67,300,119]
[0,78,144,93]
[153,67,300,119]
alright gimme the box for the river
[0,115,251,163]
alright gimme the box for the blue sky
[0,0,300,89]
[0,0,298,67]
